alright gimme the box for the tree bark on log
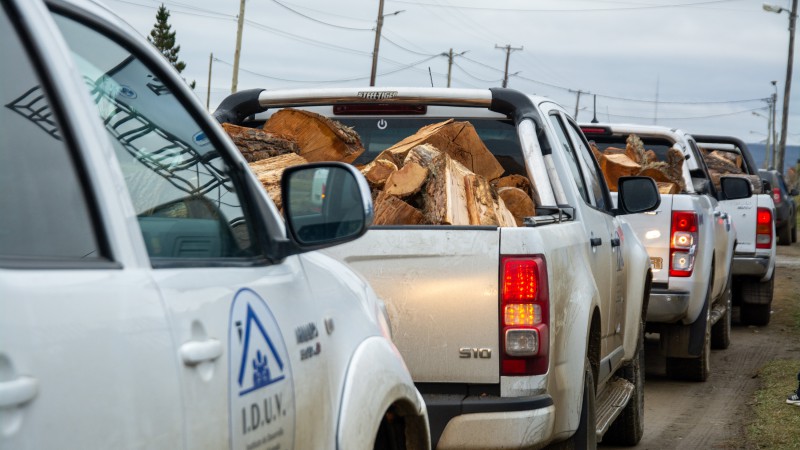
[263,108,365,163]
[222,122,298,162]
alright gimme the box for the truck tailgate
[719,195,759,254]
[618,194,675,284]
[324,228,501,384]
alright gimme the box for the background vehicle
[581,124,751,382]
[692,135,777,326]
[0,1,429,448]
[758,169,798,246]
[215,87,661,449]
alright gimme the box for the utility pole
[231,0,246,94]
[206,52,213,111]
[369,0,385,87]
[369,0,403,86]
[495,44,522,88]
[447,48,453,88]
[591,94,599,124]
[443,48,466,88]
[778,0,798,174]
[569,89,584,120]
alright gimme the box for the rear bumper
[732,255,770,277]
[423,392,554,449]
[646,288,691,323]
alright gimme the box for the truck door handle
[590,237,602,247]
[180,339,223,366]
[0,376,38,408]
[611,238,621,247]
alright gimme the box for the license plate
[650,257,663,270]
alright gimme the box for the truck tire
[563,359,597,450]
[603,319,644,445]
[779,223,791,246]
[666,282,711,382]
[711,268,733,349]
[740,274,774,326]
[792,224,797,243]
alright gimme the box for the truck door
[0,2,182,447]
[546,112,623,355]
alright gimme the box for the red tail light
[500,255,549,376]
[773,187,782,204]
[670,211,698,277]
[756,207,773,249]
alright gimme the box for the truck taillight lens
[500,256,549,376]
[773,187,781,204]
[756,207,773,249]
[670,211,697,277]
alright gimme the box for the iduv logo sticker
[229,288,294,450]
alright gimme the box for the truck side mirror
[282,162,374,249]
[719,176,753,200]
[616,176,661,215]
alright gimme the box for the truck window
[566,120,609,211]
[548,114,591,206]
[0,9,102,264]
[53,13,260,262]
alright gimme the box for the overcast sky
[106,0,800,153]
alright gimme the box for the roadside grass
[746,279,800,449]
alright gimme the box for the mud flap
[660,300,709,358]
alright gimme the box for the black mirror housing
[616,176,661,215]
[719,176,753,200]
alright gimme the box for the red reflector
[333,104,427,115]
[773,187,781,203]
[580,127,610,135]
[672,211,698,232]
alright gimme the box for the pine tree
[147,4,195,89]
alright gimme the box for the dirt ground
[602,243,800,450]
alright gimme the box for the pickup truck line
[216,87,662,449]
[581,124,754,382]
[692,135,777,326]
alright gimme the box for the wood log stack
[590,134,685,194]
[222,110,538,226]
[698,148,763,194]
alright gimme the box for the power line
[605,106,767,121]
[270,0,373,31]
[387,0,743,12]
[381,34,441,56]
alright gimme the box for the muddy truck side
[691,135,777,326]
[581,124,754,382]
[215,87,661,449]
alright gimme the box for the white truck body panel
[0,2,429,448]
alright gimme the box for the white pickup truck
[0,1,429,449]
[215,87,662,449]
[692,135,777,326]
[581,124,753,382]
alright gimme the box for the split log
[704,151,741,174]
[222,122,299,162]
[665,147,685,189]
[403,144,441,168]
[361,159,398,189]
[498,187,536,226]
[373,191,426,225]
[263,108,364,163]
[384,119,505,180]
[384,162,429,198]
[248,153,309,210]
[493,174,533,197]
[463,173,517,227]
[602,146,626,156]
[639,167,675,184]
[599,153,642,191]
[656,182,681,195]
[423,153,472,225]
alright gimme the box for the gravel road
[602,244,800,450]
